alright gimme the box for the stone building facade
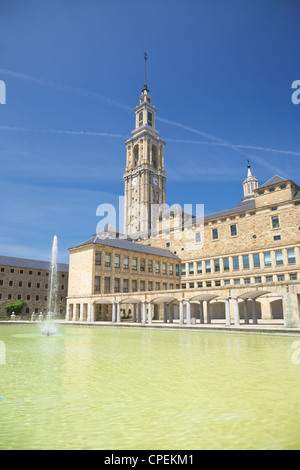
[66,82,300,327]
[0,256,69,318]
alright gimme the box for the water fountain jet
[40,235,58,336]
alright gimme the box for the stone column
[163,303,168,323]
[91,303,95,322]
[148,301,152,324]
[179,299,184,324]
[225,298,231,326]
[186,299,191,325]
[206,300,211,324]
[67,303,73,321]
[133,304,137,322]
[251,299,258,324]
[169,303,173,323]
[233,297,240,326]
[142,301,147,324]
[112,302,116,323]
[243,299,249,324]
[199,302,204,324]
[80,303,84,322]
[117,302,121,323]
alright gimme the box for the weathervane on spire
[143,52,149,92]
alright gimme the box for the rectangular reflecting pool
[0,324,300,450]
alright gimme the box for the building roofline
[0,255,69,272]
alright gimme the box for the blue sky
[0,0,299,263]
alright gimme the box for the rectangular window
[94,276,101,292]
[132,257,138,270]
[266,275,273,283]
[197,261,202,274]
[114,278,120,293]
[214,259,220,272]
[223,258,230,272]
[139,111,143,126]
[155,261,160,273]
[234,279,240,285]
[147,111,153,127]
[271,215,280,228]
[195,232,201,243]
[176,264,180,276]
[275,250,283,265]
[148,281,153,291]
[148,260,153,272]
[264,252,272,267]
[255,277,262,284]
[123,279,129,293]
[290,273,297,280]
[244,278,251,284]
[189,263,194,275]
[115,254,120,268]
[156,282,160,290]
[140,258,146,272]
[104,277,110,293]
[224,280,230,286]
[169,264,174,275]
[287,248,296,264]
[233,256,239,270]
[253,253,260,268]
[212,228,218,240]
[132,280,138,292]
[215,280,221,287]
[140,280,145,292]
[181,264,186,276]
[197,282,203,288]
[95,251,101,265]
[123,256,129,269]
[205,260,211,273]
[162,262,167,274]
[273,235,281,241]
[277,274,285,282]
[105,253,111,267]
[230,224,237,236]
[243,255,250,269]
[163,282,167,290]
[206,281,212,288]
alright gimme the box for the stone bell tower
[124,54,166,235]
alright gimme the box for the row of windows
[95,251,180,275]
[0,267,66,277]
[182,248,297,276]
[0,280,65,289]
[0,293,65,301]
[94,276,180,294]
[182,272,298,289]
[209,215,281,241]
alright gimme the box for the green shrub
[5,299,26,316]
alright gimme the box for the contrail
[165,138,300,157]
[0,125,127,138]
[1,68,300,158]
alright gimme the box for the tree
[5,299,26,316]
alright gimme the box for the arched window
[152,145,158,168]
[133,145,139,167]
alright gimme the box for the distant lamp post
[285,285,293,328]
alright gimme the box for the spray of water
[40,235,58,336]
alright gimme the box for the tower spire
[142,52,149,93]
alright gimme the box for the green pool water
[0,324,300,450]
